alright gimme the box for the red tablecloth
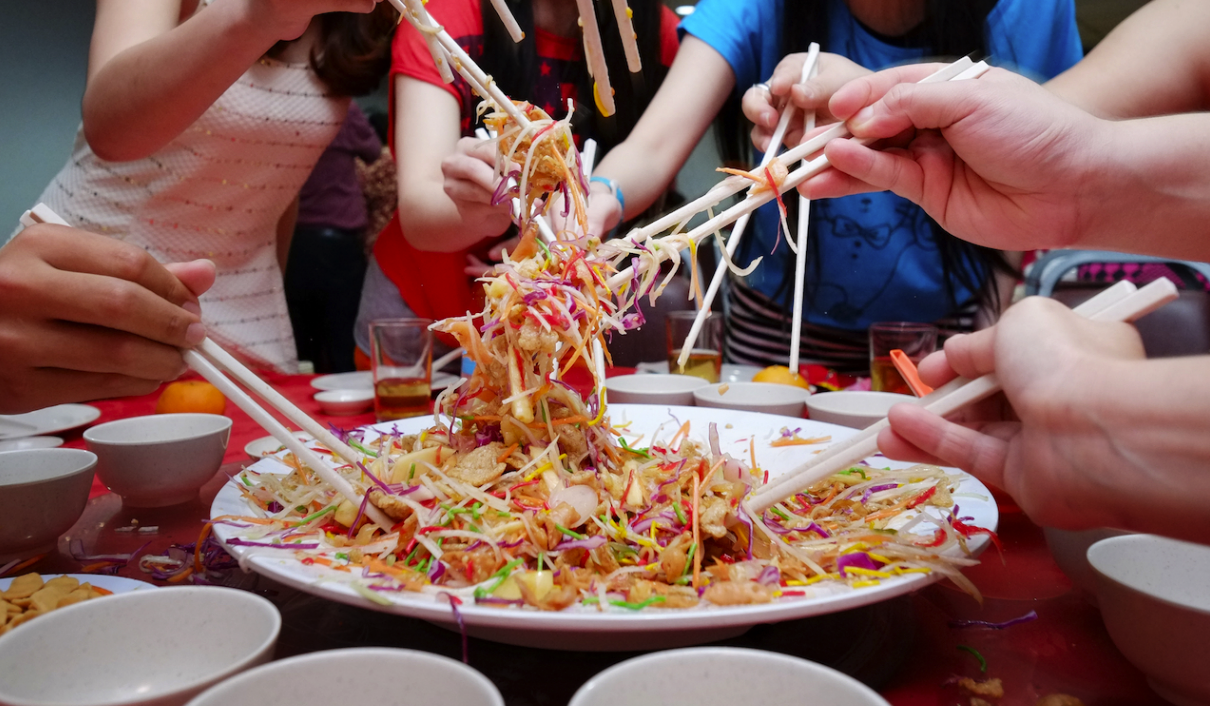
[46,373,1166,705]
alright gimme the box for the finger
[935,329,998,381]
[886,404,1010,490]
[444,177,502,206]
[915,347,961,389]
[795,167,885,200]
[876,425,947,466]
[741,86,779,131]
[460,136,499,164]
[24,225,199,308]
[829,63,948,122]
[767,54,807,96]
[489,236,521,261]
[7,319,189,380]
[13,265,206,350]
[823,139,926,203]
[164,259,217,300]
[442,154,500,195]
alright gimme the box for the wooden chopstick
[746,279,1172,514]
[604,57,987,291]
[676,43,821,372]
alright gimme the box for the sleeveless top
[32,5,348,372]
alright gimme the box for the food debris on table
[0,573,110,635]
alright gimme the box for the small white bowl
[569,647,889,706]
[0,448,96,563]
[313,389,374,416]
[0,436,63,452]
[84,413,232,508]
[1042,526,1128,604]
[185,648,503,706]
[1088,534,1210,706]
[692,381,809,417]
[806,391,913,429]
[606,374,707,406]
[0,586,280,706]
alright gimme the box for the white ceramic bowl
[313,389,374,416]
[692,381,809,417]
[806,391,912,429]
[1088,534,1210,706]
[606,374,707,406]
[185,648,503,706]
[0,586,280,706]
[84,413,232,507]
[0,449,96,563]
[1042,526,1128,604]
[569,647,889,706]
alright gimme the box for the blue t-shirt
[681,0,1082,330]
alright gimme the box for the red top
[374,0,680,323]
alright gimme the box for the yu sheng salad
[215,102,994,612]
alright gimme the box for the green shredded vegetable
[352,582,393,606]
[349,439,378,458]
[609,596,666,610]
[957,645,987,672]
[555,524,587,541]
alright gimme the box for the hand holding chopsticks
[747,278,1179,514]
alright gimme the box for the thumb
[165,259,217,299]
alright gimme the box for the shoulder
[679,0,780,84]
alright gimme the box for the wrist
[589,177,625,237]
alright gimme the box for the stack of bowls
[0,448,96,562]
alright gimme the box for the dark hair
[270,5,396,96]
[722,0,1014,320]
[480,0,669,158]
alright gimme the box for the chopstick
[18,203,394,528]
[675,43,820,372]
[604,57,987,291]
[788,45,821,374]
[746,278,1173,514]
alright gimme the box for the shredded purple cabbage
[949,610,1038,630]
[225,539,319,549]
[554,535,607,551]
[837,552,883,577]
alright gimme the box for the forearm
[83,0,283,161]
[1079,114,1210,261]
[1076,356,1210,543]
[398,183,502,252]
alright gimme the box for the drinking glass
[868,322,937,394]
[666,311,722,383]
[369,318,433,421]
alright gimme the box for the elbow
[81,96,156,163]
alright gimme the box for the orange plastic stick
[890,349,934,397]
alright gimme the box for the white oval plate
[311,372,460,394]
[0,405,101,441]
[0,436,64,452]
[211,405,996,650]
[0,573,157,594]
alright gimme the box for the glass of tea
[666,310,723,383]
[369,318,433,421]
[868,322,938,394]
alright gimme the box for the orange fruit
[155,380,227,415]
[752,365,811,390]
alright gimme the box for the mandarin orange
[751,365,811,390]
[155,380,227,415]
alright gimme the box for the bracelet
[589,176,625,217]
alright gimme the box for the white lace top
[34,14,348,372]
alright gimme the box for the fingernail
[186,322,206,345]
[850,106,875,128]
[182,300,202,316]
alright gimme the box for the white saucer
[244,433,313,460]
[634,362,762,383]
[311,372,461,394]
[0,436,64,452]
[0,573,156,594]
[0,405,101,440]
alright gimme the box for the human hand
[744,52,871,153]
[876,296,1148,530]
[442,137,514,239]
[241,0,382,40]
[800,66,1105,252]
[0,225,216,413]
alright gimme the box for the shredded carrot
[668,420,692,452]
[90,586,114,596]
[2,554,45,576]
[749,436,757,470]
[212,515,276,526]
[496,443,519,463]
[167,567,194,584]
[769,435,832,447]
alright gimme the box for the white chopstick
[16,203,394,527]
[746,279,1175,513]
[675,43,820,372]
[789,45,821,374]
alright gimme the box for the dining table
[16,370,1168,706]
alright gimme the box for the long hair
[270,5,396,96]
[721,0,1014,320]
[480,0,669,158]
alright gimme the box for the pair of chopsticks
[746,278,1179,514]
[19,204,394,528]
[676,43,821,372]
